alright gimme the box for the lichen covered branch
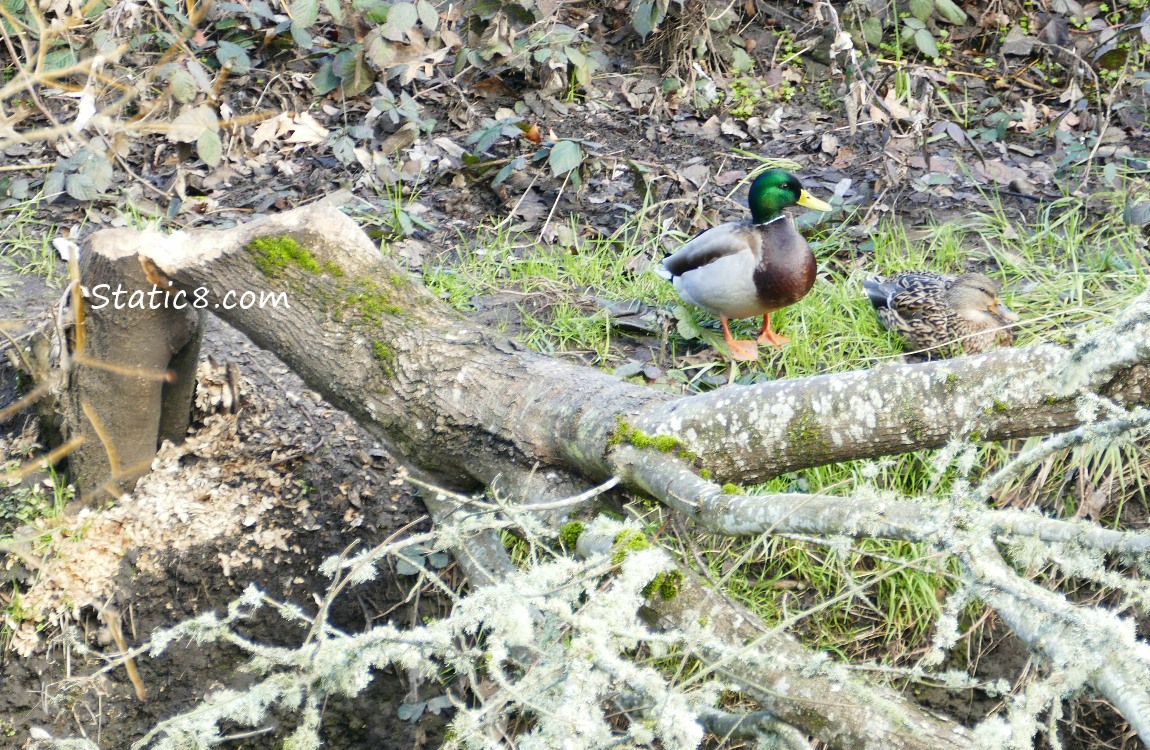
[628,296,1150,483]
[615,433,1150,743]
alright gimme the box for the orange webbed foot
[756,314,789,348]
[721,317,760,361]
[726,339,760,361]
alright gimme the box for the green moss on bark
[250,236,321,277]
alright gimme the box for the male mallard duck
[863,271,1019,360]
[660,169,832,361]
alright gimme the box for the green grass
[0,196,65,284]
[716,535,960,658]
[423,218,670,362]
[352,180,435,241]
[0,464,74,536]
[741,197,1148,657]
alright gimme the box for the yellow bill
[797,190,832,212]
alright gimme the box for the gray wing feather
[661,222,758,278]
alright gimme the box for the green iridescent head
[747,169,832,223]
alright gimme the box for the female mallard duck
[863,271,1019,360]
[660,169,832,361]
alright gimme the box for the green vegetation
[425,184,1149,662]
[642,569,683,600]
[726,76,798,118]
[460,190,1149,658]
[424,219,669,362]
[424,190,1147,383]
[713,533,963,655]
[0,197,68,285]
[611,528,650,563]
[0,465,74,535]
[370,340,395,371]
[609,418,700,463]
[249,236,321,277]
[351,182,434,242]
[2,0,1148,741]
[343,278,405,324]
[559,521,585,549]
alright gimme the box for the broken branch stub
[58,231,205,503]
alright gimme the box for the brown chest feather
[750,219,816,308]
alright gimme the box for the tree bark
[60,238,204,502]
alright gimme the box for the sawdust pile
[5,361,315,656]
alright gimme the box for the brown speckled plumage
[863,272,1018,360]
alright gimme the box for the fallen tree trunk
[61,202,1150,747]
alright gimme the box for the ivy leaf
[492,156,525,186]
[197,129,223,166]
[674,306,702,340]
[286,0,315,43]
[168,105,218,143]
[290,0,319,27]
[168,69,197,103]
[631,1,660,38]
[44,170,66,202]
[933,0,968,24]
[397,702,425,721]
[323,0,343,22]
[548,139,583,177]
[730,47,753,74]
[416,0,438,30]
[860,16,883,47]
[366,35,401,69]
[248,0,276,19]
[426,695,454,713]
[913,28,939,58]
[187,58,213,91]
[80,152,114,191]
[467,121,512,154]
[44,48,78,71]
[339,49,375,96]
[312,62,339,95]
[330,134,356,165]
[291,22,314,48]
[65,173,99,201]
[910,0,932,21]
[383,2,418,41]
[216,41,252,73]
[4,177,29,200]
[362,0,388,23]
